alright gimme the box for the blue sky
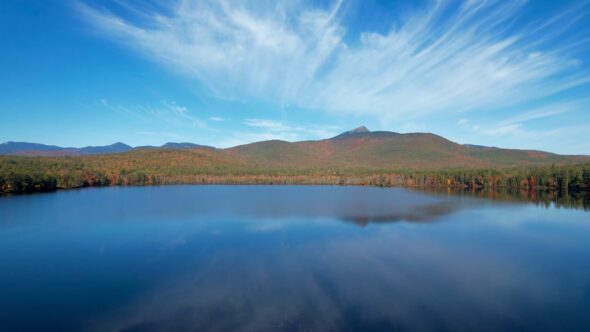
[1,0,589,153]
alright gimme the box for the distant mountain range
[0,141,212,156]
[2,127,589,168]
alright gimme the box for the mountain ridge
[1,127,589,168]
[0,141,213,156]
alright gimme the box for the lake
[1,185,589,331]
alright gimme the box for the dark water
[1,186,589,332]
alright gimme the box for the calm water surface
[1,185,589,331]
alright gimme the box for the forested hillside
[1,149,589,194]
[2,127,589,194]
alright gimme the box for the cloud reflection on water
[90,224,565,332]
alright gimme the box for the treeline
[417,187,590,211]
[388,164,590,192]
[1,151,589,194]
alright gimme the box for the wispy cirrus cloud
[213,118,341,147]
[243,118,340,137]
[457,101,582,144]
[79,0,590,123]
[243,118,292,132]
[136,131,184,140]
[101,99,207,129]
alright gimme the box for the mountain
[160,142,214,149]
[2,127,589,168]
[0,142,133,156]
[78,142,133,155]
[332,125,372,139]
[225,127,589,169]
[0,142,65,155]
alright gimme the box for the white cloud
[209,116,225,121]
[79,0,590,123]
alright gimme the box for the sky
[1,0,589,153]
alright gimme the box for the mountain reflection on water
[1,185,470,229]
[1,185,589,332]
[344,201,461,227]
